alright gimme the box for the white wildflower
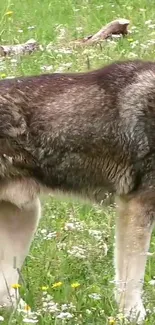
[59,28,66,36]
[48,303,59,313]
[6,76,15,79]
[130,40,139,49]
[148,279,155,285]
[76,27,83,32]
[54,48,72,54]
[40,229,47,234]
[42,294,59,313]
[61,303,76,311]
[64,222,76,231]
[10,59,18,64]
[45,232,57,240]
[88,229,102,241]
[98,242,108,256]
[57,242,67,251]
[130,26,138,31]
[148,24,155,29]
[96,5,104,9]
[145,20,152,25]
[27,26,35,30]
[62,62,72,68]
[128,52,138,58]
[88,293,101,300]
[40,231,57,240]
[67,245,86,259]
[57,311,73,319]
[64,218,84,231]
[23,318,38,323]
[140,43,149,49]
[41,65,53,72]
[55,67,65,73]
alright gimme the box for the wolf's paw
[0,291,27,310]
[124,302,146,324]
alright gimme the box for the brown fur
[1,60,155,321]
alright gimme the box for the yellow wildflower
[1,74,6,79]
[41,286,49,291]
[4,11,13,16]
[128,38,134,42]
[52,281,63,288]
[24,304,31,311]
[71,282,80,288]
[11,283,21,289]
[108,316,116,325]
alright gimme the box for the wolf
[0,59,155,322]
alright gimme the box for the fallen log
[72,18,130,45]
[0,39,39,56]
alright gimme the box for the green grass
[0,0,155,324]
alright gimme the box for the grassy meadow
[0,0,155,324]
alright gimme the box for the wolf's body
[0,60,155,322]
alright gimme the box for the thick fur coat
[0,60,155,322]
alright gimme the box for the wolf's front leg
[115,193,154,323]
[0,198,41,307]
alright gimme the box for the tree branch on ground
[0,39,39,56]
[73,18,130,46]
